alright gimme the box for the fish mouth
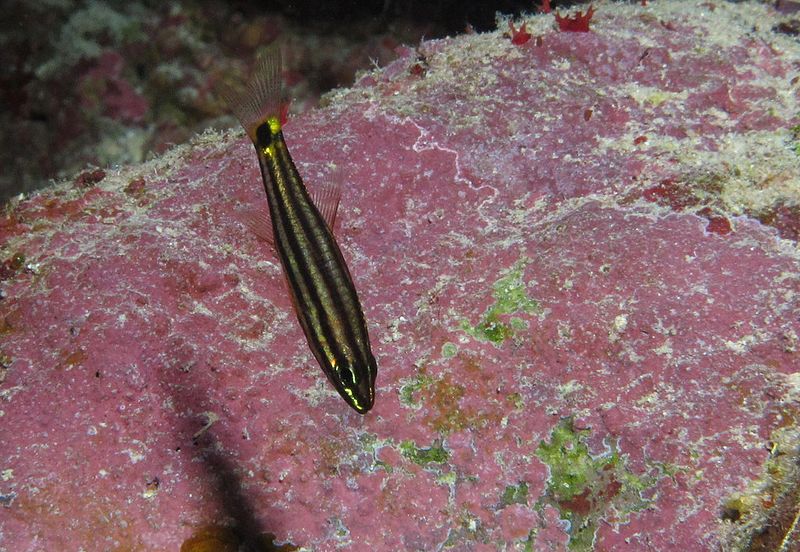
[338,381,374,414]
[330,365,375,414]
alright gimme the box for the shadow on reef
[158,354,298,552]
[180,434,298,552]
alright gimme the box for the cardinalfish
[224,45,377,414]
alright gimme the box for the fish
[224,44,377,414]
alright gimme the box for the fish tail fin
[221,43,284,143]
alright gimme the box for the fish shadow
[193,432,271,552]
[159,352,294,551]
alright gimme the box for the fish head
[330,356,377,414]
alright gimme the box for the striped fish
[225,45,377,414]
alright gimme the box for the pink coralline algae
[1,2,800,551]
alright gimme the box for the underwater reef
[1,1,799,550]
[0,0,430,204]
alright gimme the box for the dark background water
[0,0,589,204]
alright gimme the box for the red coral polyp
[75,169,106,188]
[508,20,532,45]
[555,4,596,32]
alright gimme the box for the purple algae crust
[2,1,800,550]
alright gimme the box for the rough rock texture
[2,2,799,550]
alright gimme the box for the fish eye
[339,365,356,388]
[256,123,273,147]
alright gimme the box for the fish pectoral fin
[309,180,341,231]
[237,206,274,246]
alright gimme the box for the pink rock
[1,2,799,550]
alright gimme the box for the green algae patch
[506,391,524,410]
[441,342,458,358]
[400,440,449,465]
[436,470,457,486]
[442,509,490,548]
[720,421,800,551]
[501,482,529,507]
[461,260,542,345]
[536,418,654,552]
[398,371,434,409]
[359,432,394,473]
[398,355,506,434]
[790,121,800,156]
[398,369,471,431]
